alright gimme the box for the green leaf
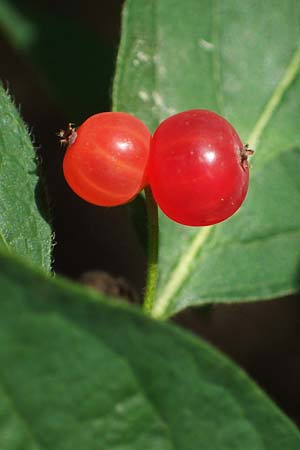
[113,0,300,317]
[0,84,52,270]
[0,0,115,121]
[0,251,299,449]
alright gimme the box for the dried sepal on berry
[240,143,254,170]
[57,123,77,146]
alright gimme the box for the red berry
[148,110,251,226]
[63,112,151,206]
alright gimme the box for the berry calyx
[58,123,77,146]
[148,109,252,226]
[63,112,151,207]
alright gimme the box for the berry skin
[148,110,251,226]
[63,112,151,207]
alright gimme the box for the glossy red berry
[63,112,151,206]
[148,110,251,226]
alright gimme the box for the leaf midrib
[162,225,300,317]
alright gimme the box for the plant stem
[143,186,159,314]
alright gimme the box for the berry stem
[143,186,159,314]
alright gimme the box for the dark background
[1,0,300,425]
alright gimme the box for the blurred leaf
[113,0,300,317]
[0,0,115,120]
[0,83,52,270]
[0,0,36,47]
[0,251,300,449]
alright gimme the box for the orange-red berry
[63,112,151,206]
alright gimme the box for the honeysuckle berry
[63,112,151,207]
[148,109,252,226]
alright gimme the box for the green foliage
[0,0,114,121]
[114,0,300,317]
[0,251,299,449]
[0,84,52,270]
[0,0,299,447]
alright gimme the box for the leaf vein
[247,46,300,150]
[153,226,214,318]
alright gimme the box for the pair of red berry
[62,110,252,226]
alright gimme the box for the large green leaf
[0,251,299,449]
[0,84,52,270]
[113,0,300,317]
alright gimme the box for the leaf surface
[113,0,300,317]
[0,84,52,270]
[0,252,299,449]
